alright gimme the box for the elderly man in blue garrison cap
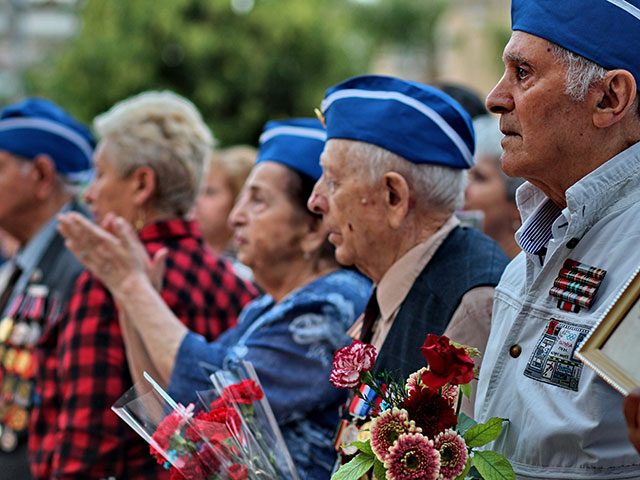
[472,0,640,477]
[308,75,509,410]
[0,98,93,478]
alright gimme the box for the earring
[134,211,145,231]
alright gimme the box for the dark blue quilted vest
[372,226,509,379]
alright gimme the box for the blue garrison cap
[319,75,475,169]
[512,0,640,89]
[0,98,95,183]
[257,118,326,180]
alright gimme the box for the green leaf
[456,412,477,436]
[472,451,515,480]
[464,417,503,448]
[331,452,375,480]
[346,440,373,456]
[460,382,472,399]
[373,457,387,480]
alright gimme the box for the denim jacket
[476,141,640,479]
[169,269,371,479]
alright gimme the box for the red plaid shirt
[29,219,257,480]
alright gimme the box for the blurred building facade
[0,0,81,101]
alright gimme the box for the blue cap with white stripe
[0,97,95,183]
[512,0,640,90]
[319,75,475,169]
[257,118,326,180]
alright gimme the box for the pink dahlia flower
[384,432,440,480]
[330,339,377,389]
[370,408,419,462]
[434,429,468,480]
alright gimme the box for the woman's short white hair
[94,90,216,217]
[350,141,467,213]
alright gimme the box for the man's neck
[361,212,452,284]
[10,194,72,245]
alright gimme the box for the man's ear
[382,171,411,229]
[32,154,58,199]
[593,69,637,128]
[130,165,157,207]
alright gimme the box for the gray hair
[94,90,215,217]
[550,43,640,118]
[350,141,467,213]
[473,115,525,200]
[550,43,607,101]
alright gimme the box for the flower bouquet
[205,361,300,480]
[112,371,290,479]
[330,334,515,480]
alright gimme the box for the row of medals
[0,283,52,452]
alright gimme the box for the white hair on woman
[350,140,467,213]
[94,90,216,216]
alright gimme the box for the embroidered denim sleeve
[168,270,372,479]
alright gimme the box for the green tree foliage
[26,0,371,145]
[350,0,450,79]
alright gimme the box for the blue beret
[0,98,95,183]
[512,0,640,89]
[257,118,326,180]
[320,75,475,169]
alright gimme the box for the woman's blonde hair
[94,90,215,217]
[208,145,256,200]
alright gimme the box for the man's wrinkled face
[486,31,593,189]
[0,151,36,234]
[308,139,383,276]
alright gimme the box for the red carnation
[420,334,475,390]
[401,386,457,439]
[152,411,183,450]
[229,463,249,480]
[330,339,377,389]
[221,380,264,405]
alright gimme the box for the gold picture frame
[577,266,640,396]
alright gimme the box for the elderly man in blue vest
[308,75,509,411]
[473,0,640,477]
[0,98,93,479]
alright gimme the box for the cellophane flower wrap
[112,368,298,480]
[202,361,300,480]
[330,334,515,480]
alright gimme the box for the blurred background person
[30,91,257,480]
[193,145,256,280]
[58,118,372,479]
[435,81,489,119]
[194,146,255,254]
[463,114,524,258]
[0,97,94,480]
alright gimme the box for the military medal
[0,295,22,344]
[14,350,34,379]
[8,323,30,346]
[3,348,17,373]
[550,259,607,313]
[13,380,31,407]
[0,426,17,452]
[5,405,27,431]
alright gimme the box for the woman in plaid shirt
[59,118,371,479]
[29,91,257,480]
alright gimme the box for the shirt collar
[377,215,459,320]
[138,218,201,243]
[515,141,640,253]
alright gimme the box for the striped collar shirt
[517,198,563,255]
